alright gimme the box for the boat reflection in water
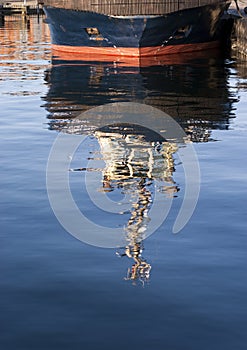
[54,106,180,285]
[43,52,236,284]
[94,124,178,284]
[45,50,236,142]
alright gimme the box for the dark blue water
[0,16,246,350]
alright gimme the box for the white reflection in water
[70,126,179,284]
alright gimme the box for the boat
[42,0,232,58]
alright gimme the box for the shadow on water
[44,52,238,138]
[43,53,238,284]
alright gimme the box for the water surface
[0,16,246,350]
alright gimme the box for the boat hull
[44,2,230,57]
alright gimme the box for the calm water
[0,16,247,350]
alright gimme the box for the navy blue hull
[44,2,230,56]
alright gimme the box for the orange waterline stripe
[52,41,220,58]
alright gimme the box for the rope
[234,0,244,17]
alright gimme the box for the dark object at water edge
[43,0,232,58]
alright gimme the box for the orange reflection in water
[0,15,50,61]
[0,16,51,95]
